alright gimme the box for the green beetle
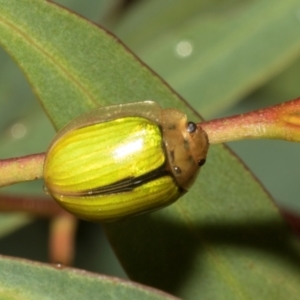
[43,101,209,222]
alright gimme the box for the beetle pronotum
[43,101,209,222]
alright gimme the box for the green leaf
[0,47,54,238]
[0,1,300,299]
[0,255,178,300]
[0,0,187,130]
[114,0,300,117]
[0,214,31,238]
[226,57,300,212]
[53,0,121,25]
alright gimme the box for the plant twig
[199,97,300,144]
[0,194,66,218]
[49,214,77,265]
[0,153,45,187]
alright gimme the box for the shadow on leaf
[104,212,300,295]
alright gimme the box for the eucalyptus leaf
[114,0,300,117]
[222,57,300,213]
[0,255,178,300]
[0,45,54,237]
[0,1,299,299]
[53,0,121,25]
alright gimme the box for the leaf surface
[0,255,178,300]
[0,1,300,299]
[115,0,300,117]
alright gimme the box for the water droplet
[175,40,193,58]
[10,122,27,139]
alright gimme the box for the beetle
[43,101,209,222]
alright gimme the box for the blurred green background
[0,0,299,278]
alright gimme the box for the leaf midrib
[0,12,98,109]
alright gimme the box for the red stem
[0,152,45,187]
[199,98,300,144]
[0,194,67,218]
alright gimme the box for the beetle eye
[174,166,182,175]
[187,122,197,133]
[198,159,206,167]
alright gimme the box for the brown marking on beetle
[169,149,175,163]
[183,138,190,150]
[167,123,177,130]
[187,155,196,165]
